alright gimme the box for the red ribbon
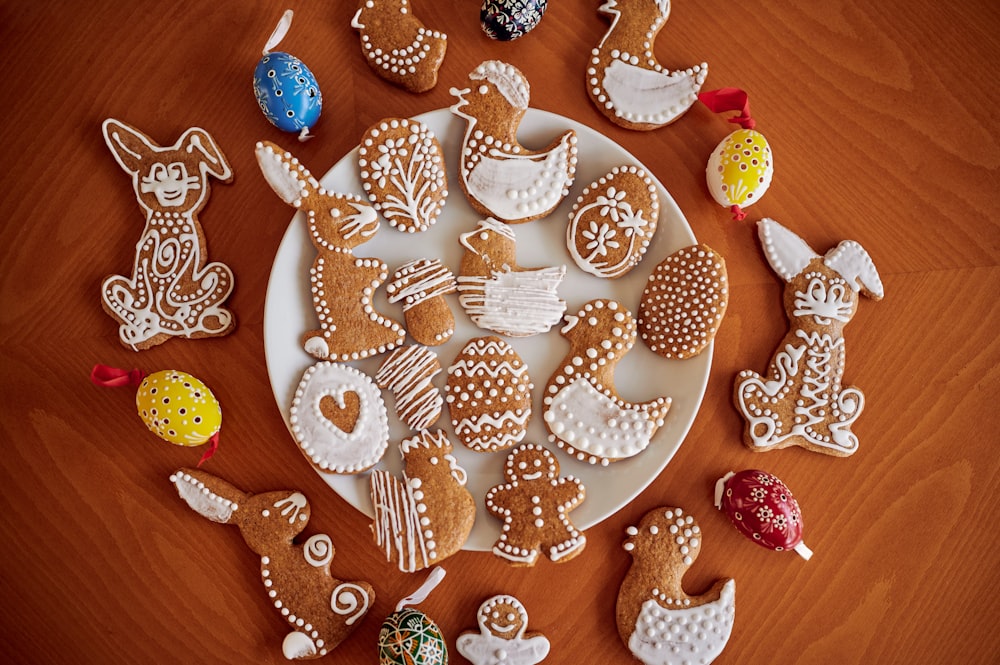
[196,432,220,467]
[90,364,146,388]
[699,88,756,130]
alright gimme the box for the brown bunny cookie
[385,258,457,346]
[374,344,444,432]
[369,429,476,572]
[256,141,404,361]
[485,443,586,566]
[450,60,578,223]
[542,299,671,466]
[170,468,374,660]
[588,0,707,130]
[351,0,447,93]
[101,119,235,350]
[734,218,884,457]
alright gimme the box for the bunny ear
[255,141,319,206]
[170,468,245,524]
[180,128,233,182]
[757,218,819,282]
[824,240,884,300]
[103,118,155,176]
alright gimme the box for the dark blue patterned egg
[481,0,548,41]
[253,51,321,136]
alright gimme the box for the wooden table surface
[2,1,998,663]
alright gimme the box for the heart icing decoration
[289,362,389,474]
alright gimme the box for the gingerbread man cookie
[101,119,235,350]
[351,0,447,93]
[456,594,550,665]
[256,141,405,361]
[542,299,671,466]
[485,443,586,566]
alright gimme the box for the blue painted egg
[253,51,322,136]
[481,0,548,41]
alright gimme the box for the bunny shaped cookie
[734,218,884,457]
[256,141,404,361]
[170,468,374,660]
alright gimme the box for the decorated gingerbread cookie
[456,594,550,665]
[445,336,533,453]
[566,165,659,279]
[457,218,567,337]
[450,60,578,223]
[734,218,884,457]
[101,119,235,350]
[385,258,457,346]
[637,244,728,359]
[618,507,735,665]
[485,443,586,566]
[587,0,707,130]
[256,141,405,361]
[351,0,447,93]
[358,118,448,233]
[170,468,374,660]
[375,345,444,432]
[542,299,671,465]
[289,362,390,474]
[370,430,476,572]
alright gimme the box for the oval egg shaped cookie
[359,117,448,233]
[445,336,532,453]
[566,165,658,279]
[637,244,729,360]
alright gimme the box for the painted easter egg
[566,165,659,279]
[714,469,812,560]
[253,10,321,138]
[378,608,448,665]
[135,370,220,447]
[706,128,773,215]
[481,0,548,41]
[445,336,532,453]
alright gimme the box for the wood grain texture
[1,1,998,663]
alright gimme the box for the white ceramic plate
[263,108,710,551]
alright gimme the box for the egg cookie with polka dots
[542,299,671,466]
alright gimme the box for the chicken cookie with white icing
[450,60,578,224]
[485,443,586,566]
[588,0,708,130]
[370,430,475,572]
[289,361,390,474]
[456,594,550,665]
[351,0,447,93]
[542,299,671,465]
[457,218,567,337]
[445,336,532,453]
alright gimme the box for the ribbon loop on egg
[90,364,146,388]
[699,88,756,130]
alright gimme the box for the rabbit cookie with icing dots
[542,299,671,466]
[170,468,374,660]
[256,141,404,361]
[450,60,578,224]
[101,119,235,350]
[351,0,447,93]
[485,442,587,566]
[456,594,550,665]
[735,218,884,457]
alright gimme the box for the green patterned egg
[378,608,448,665]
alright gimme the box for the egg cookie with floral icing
[456,594,550,665]
[485,443,586,566]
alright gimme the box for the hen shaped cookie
[351,0,447,93]
[450,60,578,223]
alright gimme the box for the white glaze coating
[628,580,735,665]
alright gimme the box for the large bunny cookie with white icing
[170,468,374,660]
[734,218,884,457]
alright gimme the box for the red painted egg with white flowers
[714,469,812,560]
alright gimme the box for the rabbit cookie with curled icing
[170,468,374,660]
[734,218,884,457]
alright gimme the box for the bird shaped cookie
[450,60,578,223]
[542,299,671,465]
[351,0,447,93]
[617,507,735,665]
[588,0,707,130]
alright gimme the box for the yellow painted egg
[135,370,221,446]
[706,128,773,214]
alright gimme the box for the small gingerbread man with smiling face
[456,594,550,665]
[485,443,587,566]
